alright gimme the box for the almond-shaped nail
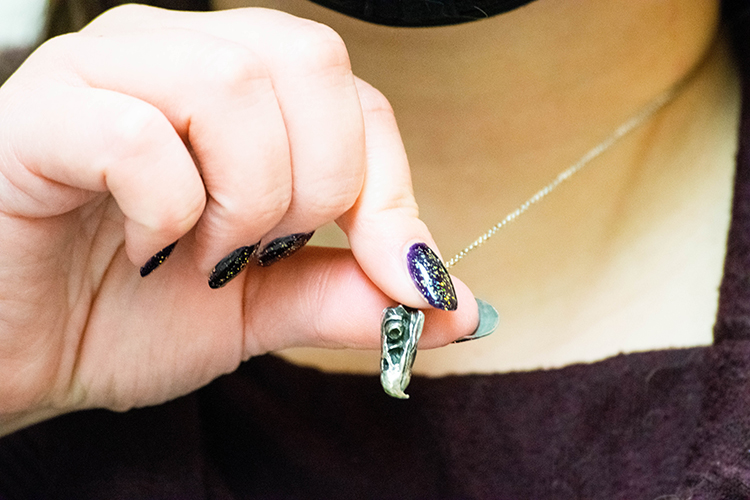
[208,244,259,289]
[453,299,499,343]
[140,241,178,277]
[406,242,458,311]
[253,231,314,267]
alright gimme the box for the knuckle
[298,176,362,217]
[152,186,205,236]
[86,3,154,31]
[305,260,339,346]
[99,101,170,162]
[199,44,269,98]
[101,103,206,235]
[29,33,80,67]
[357,83,395,117]
[213,183,292,231]
[285,22,351,77]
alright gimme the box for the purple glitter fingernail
[406,243,458,311]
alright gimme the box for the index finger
[86,6,477,317]
[337,78,466,311]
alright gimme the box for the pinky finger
[2,84,206,267]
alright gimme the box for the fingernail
[406,242,458,311]
[253,231,315,267]
[208,243,259,289]
[453,299,499,343]
[140,241,178,277]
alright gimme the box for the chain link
[444,82,685,270]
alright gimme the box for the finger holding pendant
[379,298,499,399]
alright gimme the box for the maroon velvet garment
[3,3,750,500]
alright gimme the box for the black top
[2,2,750,499]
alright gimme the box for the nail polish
[453,299,499,343]
[406,243,458,311]
[208,243,259,289]
[140,241,178,277]
[253,231,315,267]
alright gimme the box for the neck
[215,0,741,374]
[347,3,717,167]
[217,0,720,174]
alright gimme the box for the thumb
[244,247,478,353]
[338,79,474,317]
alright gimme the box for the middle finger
[86,6,367,272]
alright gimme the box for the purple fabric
[0,349,714,499]
[3,3,750,499]
[715,54,750,343]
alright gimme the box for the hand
[0,5,477,434]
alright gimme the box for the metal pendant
[380,299,500,399]
[380,305,424,399]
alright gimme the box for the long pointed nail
[208,243,259,289]
[253,231,314,267]
[453,299,499,343]
[140,241,178,277]
[406,243,457,311]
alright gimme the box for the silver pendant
[380,298,499,399]
[380,305,424,399]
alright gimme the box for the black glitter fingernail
[253,231,315,267]
[140,241,178,277]
[208,243,259,289]
[406,243,457,311]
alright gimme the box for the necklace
[443,83,683,270]
[380,76,689,399]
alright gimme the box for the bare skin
[0,0,738,437]
[212,0,742,373]
[0,6,480,436]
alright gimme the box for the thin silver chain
[444,82,685,270]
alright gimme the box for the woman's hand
[0,5,477,434]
